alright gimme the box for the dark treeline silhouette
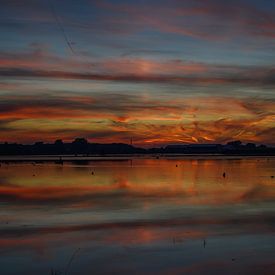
[0,138,274,156]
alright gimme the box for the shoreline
[0,154,274,162]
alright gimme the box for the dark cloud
[1,67,275,86]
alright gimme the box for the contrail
[48,0,75,54]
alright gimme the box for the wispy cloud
[1,45,274,85]
[94,0,275,40]
[0,93,273,145]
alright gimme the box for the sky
[0,0,274,147]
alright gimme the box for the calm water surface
[0,158,275,274]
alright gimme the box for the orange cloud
[0,94,274,145]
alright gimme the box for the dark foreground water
[0,157,275,275]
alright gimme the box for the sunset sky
[0,0,274,146]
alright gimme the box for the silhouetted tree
[54,139,65,154]
[246,143,256,149]
[54,139,64,146]
[258,144,267,149]
[72,138,88,154]
[227,140,242,147]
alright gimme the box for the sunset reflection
[0,158,275,274]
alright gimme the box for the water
[0,157,275,274]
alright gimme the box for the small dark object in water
[33,174,35,177]
[55,157,63,165]
[231,258,236,261]
[176,164,178,167]
[203,239,206,248]
[223,172,226,178]
[271,175,274,178]
[91,171,94,175]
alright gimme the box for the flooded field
[0,157,275,274]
